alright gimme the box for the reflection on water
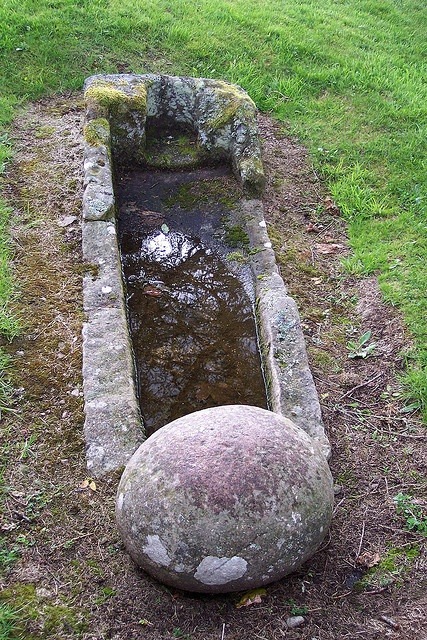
[118,169,267,435]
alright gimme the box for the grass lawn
[1,0,425,413]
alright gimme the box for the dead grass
[0,97,425,640]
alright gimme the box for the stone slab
[236,199,331,459]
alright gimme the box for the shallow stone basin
[81,74,331,476]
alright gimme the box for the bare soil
[0,96,426,640]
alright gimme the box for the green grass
[0,0,426,413]
[0,602,20,640]
[0,352,14,414]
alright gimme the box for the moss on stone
[164,178,240,210]
[226,250,247,263]
[225,224,250,247]
[143,128,203,170]
[238,156,266,195]
[206,81,255,130]
[83,118,110,147]
[85,81,147,115]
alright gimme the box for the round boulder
[116,405,333,593]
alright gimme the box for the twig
[355,516,366,561]
[364,413,417,422]
[360,585,391,595]
[337,372,383,401]
[376,523,416,535]
[384,476,390,501]
[316,221,336,237]
[331,590,352,599]
[388,431,427,439]
[46,568,64,594]
[221,623,226,640]
[333,406,377,430]
[379,615,400,630]
[333,497,346,516]
[51,531,93,550]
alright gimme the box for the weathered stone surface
[286,616,305,629]
[84,74,265,194]
[82,138,115,221]
[82,181,115,222]
[82,220,145,476]
[82,307,144,477]
[116,405,333,593]
[258,291,330,459]
[82,221,124,312]
[234,199,330,459]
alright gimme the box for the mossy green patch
[238,156,265,195]
[308,346,342,373]
[85,81,147,115]
[164,178,240,210]
[144,133,202,169]
[34,125,55,139]
[224,224,250,248]
[0,583,88,638]
[226,250,247,264]
[83,118,110,147]
[356,546,420,592]
[206,81,255,130]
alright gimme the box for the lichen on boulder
[116,405,333,593]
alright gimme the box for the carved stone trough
[82,74,330,477]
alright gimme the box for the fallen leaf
[306,222,320,233]
[324,197,339,214]
[356,551,381,568]
[136,210,165,227]
[236,588,267,608]
[142,285,162,297]
[79,477,97,492]
[195,383,211,402]
[315,242,345,254]
[138,619,153,626]
[140,209,163,219]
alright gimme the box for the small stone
[70,388,80,397]
[36,587,53,599]
[286,616,305,629]
[58,215,77,227]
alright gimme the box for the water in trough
[117,166,268,436]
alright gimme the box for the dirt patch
[0,97,426,640]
